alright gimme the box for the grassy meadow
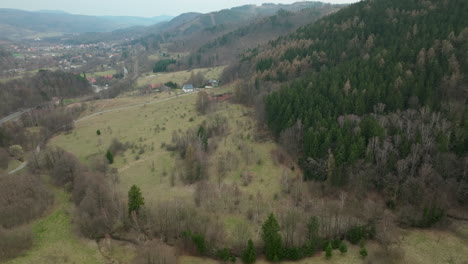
[5,185,105,264]
[137,66,225,87]
[44,76,468,264]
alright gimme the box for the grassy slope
[5,185,104,264]
[137,66,225,87]
[48,82,468,264]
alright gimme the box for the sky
[0,0,359,17]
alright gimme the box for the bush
[0,173,54,228]
[106,150,114,164]
[216,248,235,262]
[0,148,9,169]
[134,240,177,264]
[74,172,121,238]
[153,59,176,72]
[96,129,101,135]
[8,145,24,160]
[346,226,368,245]
[325,242,333,258]
[0,226,33,261]
[360,247,368,258]
[165,81,178,89]
[242,239,256,264]
[339,242,347,254]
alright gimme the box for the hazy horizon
[0,0,359,17]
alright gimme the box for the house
[87,77,96,84]
[204,79,219,88]
[104,75,113,79]
[182,84,194,93]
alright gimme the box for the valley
[0,0,467,264]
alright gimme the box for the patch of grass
[137,66,225,87]
[5,186,104,264]
[400,227,468,264]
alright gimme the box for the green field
[5,185,105,264]
[137,66,224,87]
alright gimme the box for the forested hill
[0,70,92,116]
[228,0,468,225]
[186,5,342,68]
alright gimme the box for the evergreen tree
[96,129,101,136]
[339,242,347,254]
[128,184,144,214]
[359,247,368,258]
[242,239,257,264]
[261,213,282,261]
[106,150,114,164]
[325,242,333,258]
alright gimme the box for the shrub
[96,129,101,135]
[360,247,368,258]
[339,242,347,254]
[0,173,54,228]
[106,150,114,164]
[0,226,33,261]
[8,145,24,160]
[128,185,145,214]
[325,242,333,258]
[242,239,256,264]
[216,248,235,262]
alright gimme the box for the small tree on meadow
[339,242,347,254]
[261,213,282,261]
[128,185,144,214]
[325,242,333,258]
[360,247,368,258]
[106,150,114,164]
[96,129,101,135]
[242,239,256,264]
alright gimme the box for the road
[0,109,30,125]
[8,161,27,174]
[76,91,195,123]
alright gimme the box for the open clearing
[137,66,225,87]
[5,184,105,264]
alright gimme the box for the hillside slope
[0,9,172,40]
[188,4,342,67]
[230,0,468,223]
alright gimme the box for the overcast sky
[0,0,359,17]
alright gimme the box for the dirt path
[118,151,169,172]
[76,91,195,123]
[210,14,216,26]
[8,161,27,174]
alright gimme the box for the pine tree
[106,150,114,164]
[325,242,333,258]
[242,239,257,264]
[339,242,347,254]
[96,129,101,135]
[262,213,282,261]
[128,185,144,214]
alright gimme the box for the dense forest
[226,0,468,225]
[0,70,92,116]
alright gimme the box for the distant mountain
[188,4,343,67]
[99,15,174,27]
[0,8,173,40]
[36,10,69,14]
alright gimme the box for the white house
[182,84,194,92]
